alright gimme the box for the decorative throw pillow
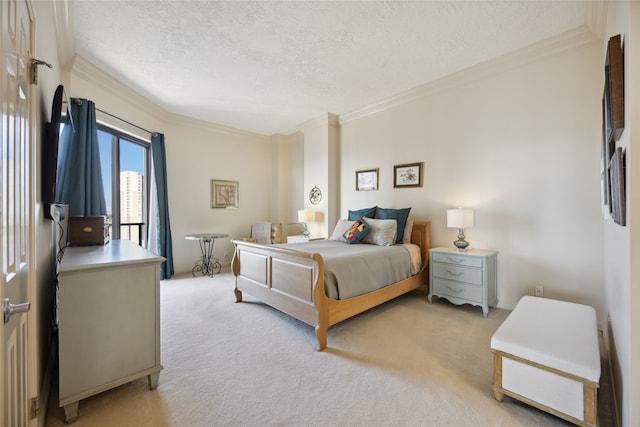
[330,220,354,241]
[343,218,371,244]
[348,206,377,221]
[362,217,397,246]
[375,207,411,244]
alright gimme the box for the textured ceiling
[71,1,590,135]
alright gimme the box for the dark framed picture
[393,162,423,188]
[609,147,626,226]
[211,179,239,208]
[604,34,624,142]
[601,96,614,208]
[356,168,379,191]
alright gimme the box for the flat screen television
[42,84,73,219]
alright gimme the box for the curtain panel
[149,133,175,279]
[55,98,106,217]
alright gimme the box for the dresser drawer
[432,263,483,285]
[432,252,483,268]
[432,278,482,302]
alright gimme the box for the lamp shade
[447,208,475,229]
[298,210,314,223]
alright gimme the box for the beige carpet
[46,272,611,426]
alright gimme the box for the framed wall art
[604,34,624,142]
[356,168,379,191]
[601,97,613,208]
[393,162,423,188]
[601,34,625,225]
[211,179,239,208]
[609,147,626,226]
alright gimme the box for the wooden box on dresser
[428,246,498,317]
[57,239,165,423]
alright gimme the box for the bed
[231,219,431,351]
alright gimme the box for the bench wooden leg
[492,352,504,402]
[584,383,597,426]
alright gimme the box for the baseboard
[603,316,621,427]
[38,335,57,427]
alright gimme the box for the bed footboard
[232,241,329,349]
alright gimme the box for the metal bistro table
[185,233,229,277]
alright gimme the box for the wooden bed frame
[231,220,431,351]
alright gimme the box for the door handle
[3,298,30,323]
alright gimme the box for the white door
[1,0,35,426]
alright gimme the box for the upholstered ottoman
[491,296,600,427]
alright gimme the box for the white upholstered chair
[242,222,284,245]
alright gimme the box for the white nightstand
[286,235,325,243]
[428,246,498,317]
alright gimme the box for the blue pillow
[348,206,377,221]
[375,207,411,244]
[343,218,371,244]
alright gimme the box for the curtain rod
[95,107,155,136]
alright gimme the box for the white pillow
[402,215,414,244]
[329,219,354,242]
[362,217,397,246]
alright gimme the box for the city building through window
[97,125,150,246]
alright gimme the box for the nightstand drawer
[432,252,483,268]
[432,278,482,301]
[432,263,482,285]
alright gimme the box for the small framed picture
[394,162,423,188]
[609,147,626,226]
[211,179,239,208]
[356,168,379,191]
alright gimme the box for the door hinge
[30,396,39,419]
[30,58,52,85]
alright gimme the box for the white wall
[628,4,640,425]
[165,115,273,272]
[296,114,340,238]
[339,34,605,317]
[602,1,636,426]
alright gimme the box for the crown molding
[70,55,167,121]
[72,55,272,141]
[169,113,272,142]
[339,25,602,126]
[52,0,76,68]
[586,0,608,40]
[295,112,339,133]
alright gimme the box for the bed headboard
[410,221,431,267]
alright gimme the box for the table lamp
[447,208,475,251]
[297,210,314,237]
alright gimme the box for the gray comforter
[279,240,415,300]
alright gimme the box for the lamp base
[302,224,310,237]
[453,228,469,252]
[453,239,469,252]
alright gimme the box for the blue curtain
[55,98,106,216]
[150,133,174,279]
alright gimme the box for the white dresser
[428,246,498,317]
[57,240,164,422]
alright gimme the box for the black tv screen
[42,84,73,219]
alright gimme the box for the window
[97,125,151,246]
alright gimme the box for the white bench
[491,296,600,426]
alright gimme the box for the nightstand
[286,235,325,243]
[428,246,498,317]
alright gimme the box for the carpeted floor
[46,272,612,426]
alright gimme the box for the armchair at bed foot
[241,222,283,245]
